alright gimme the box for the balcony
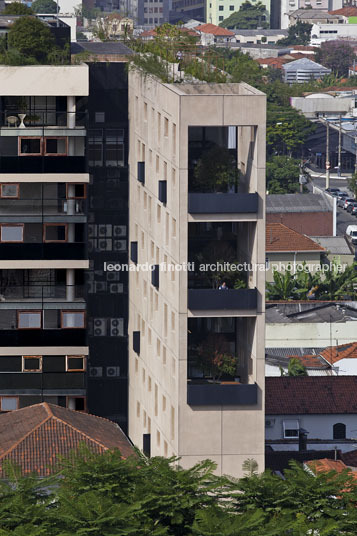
[187,381,258,406]
[0,156,87,174]
[0,329,86,346]
[0,285,85,306]
[0,111,87,135]
[188,193,258,214]
[188,288,257,311]
[0,243,87,260]
[0,372,85,390]
[0,198,86,222]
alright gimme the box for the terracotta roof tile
[266,376,357,414]
[195,23,234,36]
[329,7,357,16]
[287,354,328,368]
[320,342,357,365]
[306,458,348,474]
[0,403,135,476]
[266,223,325,252]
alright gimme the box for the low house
[265,352,332,377]
[0,402,135,476]
[266,376,357,453]
[266,223,326,282]
[303,342,357,375]
[289,8,342,25]
[195,23,234,45]
[283,57,331,84]
[233,29,288,45]
[266,194,333,236]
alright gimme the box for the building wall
[128,71,266,477]
[311,22,357,44]
[206,0,270,26]
[265,251,323,282]
[266,212,333,236]
[266,413,357,442]
[266,321,357,347]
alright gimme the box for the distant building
[233,29,288,45]
[206,0,270,26]
[279,0,342,30]
[311,21,357,44]
[282,57,332,84]
[289,8,342,25]
[169,0,205,24]
[195,22,235,44]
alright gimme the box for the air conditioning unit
[97,239,112,251]
[110,318,124,336]
[95,281,107,293]
[113,225,126,237]
[88,224,97,238]
[113,240,127,251]
[89,366,103,377]
[98,224,112,237]
[265,419,275,428]
[106,366,120,377]
[93,318,107,336]
[109,283,123,294]
[106,271,120,281]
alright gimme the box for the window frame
[0,183,19,199]
[66,183,87,200]
[22,355,43,372]
[43,223,68,243]
[333,422,346,440]
[0,223,24,243]
[17,310,42,330]
[66,355,86,372]
[0,396,19,411]
[61,310,86,329]
[18,136,43,156]
[283,419,299,439]
[44,137,68,157]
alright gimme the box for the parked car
[326,188,341,194]
[347,202,357,213]
[338,197,347,208]
[346,225,357,245]
[344,198,356,210]
[352,206,357,216]
[337,192,349,200]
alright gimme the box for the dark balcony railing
[0,243,87,260]
[0,329,87,346]
[0,156,87,174]
[188,288,257,310]
[187,381,258,406]
[0,198,86,217]
[0,285,85,302]
[0,111,87,129]
[0,372,85,390]
[188,193,259,214]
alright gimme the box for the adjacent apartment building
[207,0,270,26]
[128,71,266,477]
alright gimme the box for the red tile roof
[195,23,234,36]
[256,57,290,68]
[266,223,325,253]
[266,376,357,415]
[287,354,328,368]
[306,458,348,474]
[329,7,357,16]
[320,342,357,365]
[0,403,134,476]
[291,45,317,51]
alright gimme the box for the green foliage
[192,145,239,193]
[7,16,55,63]
[348,171,357,199]
[220,1,269,29]
[242,458,259,476]
[196,333,238,381]
[277,21,312,46]
[2,2,33,14]
[287,358,307,376]
[266,267,297,300]
[31,0,58,13]
[266,156,301,193]
[267,104,316,157]
[315,41,355,77]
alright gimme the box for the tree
[2,2,33,14]
[315,41,355,78]
[31,0,58,14]
[348,171,357,198]
[196,333,238,381]
[7,16,55,63]
[192,145,239,193]
[220,1,269,29]
[287,358,307,376]
[266,268,297,300]
[277,21,312,46]
[266,156,301,193]
[267,104,316,157]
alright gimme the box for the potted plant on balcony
[192,144,240,193]
[196,334,238,383]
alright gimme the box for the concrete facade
[128,71,266,478]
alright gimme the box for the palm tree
[266,267,296,300]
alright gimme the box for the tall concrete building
[206,0,270,26]
[128,71,266,477]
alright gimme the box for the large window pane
[61,311,85,328]
[18,311,42,329]
[1,225,23,242]
[1,397,18,410]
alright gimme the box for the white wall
[266,321,357,348]
[266,413,357,441]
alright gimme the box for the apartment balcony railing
[187,381,258,406]
[0,156,87,174]
[188,288,257,311]
[0,243,87,260]
[0,198,86,217]
[0,285,85,303]
[0,372,85,390]
[0,329,86,346]
[188,193,259,214]
[0,111,87,130]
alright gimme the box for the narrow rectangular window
[18,310,42,329]
[66,355,86,371]
[1,224,23,242]
[22,355,42,372]
[0,396,18,411]
[0,184,19,198]
[43,224,68,243]
[19,137,42,156]
[45,137,67,156]
[61,311,86,329]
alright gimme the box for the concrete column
[67,96,76,129]
[67,184,76,216]
[66,269,75,301]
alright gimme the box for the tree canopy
[7,16,56,63]
[2,2,33,14]
[220,0,269,29]
[315,40,355,77]
[277,21,312,46]
[31,0,58,14]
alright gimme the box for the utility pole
[326,120,330,190]
[338,114,342,177]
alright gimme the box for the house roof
[309,236,352,255]
[306,458,349,474]
[266,193,332,213]
[266,302,357,323]
[266,376,357,415]
[283,57,331,73]
[256,57,290,68]
[0,403,135,476]
[266,223,325,253]
[341,449,357,468]
[290,9,340,21]
[232,29,288,36]
[291,45,317,52]
[329,7,357,17]
[320,342,357,365]
[195,23,234,36]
